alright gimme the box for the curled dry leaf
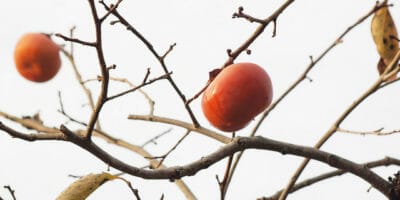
[56,172,117,200]
[371,5,399,81]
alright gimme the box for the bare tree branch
[263,157,400,200]
[99,0,123,23]
[149,130,191,169]
[55,33,96,46]
[83,0,111,139]
[337,127,400,136]
[128,114,231,144]
[0,112,197,200]
[0,116,397,198]
[0,121,66,141]
[278,27,400,200]
[108,76,155,115]
[115,176,142,200]
[47,126,400,198]
[106,72,170,101]
[186,0,295,105]
[100,1,200,127]
[58,26,101,130]
[141,128,173,148]
[232,7,266,24]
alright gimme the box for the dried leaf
[371,5,399,80]
[56,172,117,200]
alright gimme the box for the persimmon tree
[1,0,400,199]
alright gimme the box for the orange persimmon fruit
[14,33,61,82]
[201,62,273,132]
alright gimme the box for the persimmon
[14,33,61,82]
[201,62,273,132]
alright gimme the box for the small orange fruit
[202,62,273,132]
[14,33,61,82]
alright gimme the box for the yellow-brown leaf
[56,172,117,200]
[371,5,399,79]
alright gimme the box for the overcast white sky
[1,0,400,199]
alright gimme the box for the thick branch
[59,127,397,199]
[0,119,394,198]
[0,122,66,141]
[0,112,196,199]
[264,157,400,200]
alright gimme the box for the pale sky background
[1,0,400,199]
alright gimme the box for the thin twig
[141,128,173,148]
[116,176,141,200]
[95,76,155,115]
[337,127,400,136]
[217,133,236,200]
[55,33,96,47]
[57,92,91,126]
[232,6,266,24]
[113,76,155,115]
[150,130,191,169]
[106,72,170,101]
[141,68,151,84]
[161,43,177,60]
[217,153,234,200]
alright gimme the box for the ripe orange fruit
[201,62,273,132]
[14,33,61,82]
